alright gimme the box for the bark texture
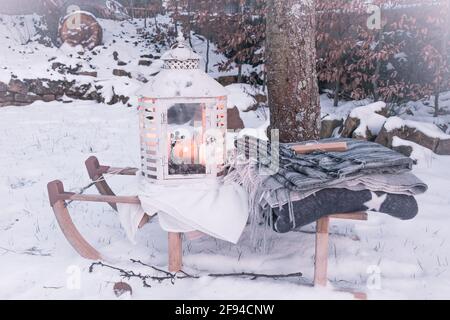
[266,0,320,142]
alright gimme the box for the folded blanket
[138,179,249,244]
[272,188,419,233]
[235,137,414,193]
[262,172,428,209]
[117,175,249,244]
[228,137,426,235]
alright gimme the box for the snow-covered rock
[376,117,450,155]
[320,118,343,138]
[340,101,388,140]
[226,83,258,112]
[227,106,245,130]
[392,137,437,168]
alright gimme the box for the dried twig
[208,271,303,280]
[90,260,303,287]
[89,260,198,287]
[130,259,199,280]
[131,259,171,276]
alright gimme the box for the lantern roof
[160,33,202,63]
[137,33,228,99]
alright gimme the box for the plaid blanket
[235,137,414,193]
[228,136,424,235]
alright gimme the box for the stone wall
[0,78,129,107]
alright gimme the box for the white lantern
[137,35,228,184]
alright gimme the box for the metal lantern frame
[139,95,227,183]
[138,36,228,184]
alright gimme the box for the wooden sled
[47,156,367,297]
[48,156,183,271]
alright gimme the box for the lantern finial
[176,31,186,46]
[161,31,201,70]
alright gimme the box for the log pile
[59,11,103,50]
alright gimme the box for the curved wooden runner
[47,179,140,260]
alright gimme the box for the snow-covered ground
[1,100,450,299]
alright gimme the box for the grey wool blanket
[226,136,427,235]
[234,137,415,193]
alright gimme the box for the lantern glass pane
[167,103,206,175]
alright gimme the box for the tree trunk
[372,58,381,102]
[205,38,210,73]
[187,0,193,47]
[237,64,243,83]
[333,70,341,107]
[435,0,449,117]
[262,64,267,93]
[372,27,384,102]
[59,12,103,50]
[130,0,135,19]
[434,92,440,117]
[266,0,320,143]
[41,0,63,45]
[174,0,179,34]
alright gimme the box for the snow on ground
[1,100,450,299]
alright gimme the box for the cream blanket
[117,176,249,244]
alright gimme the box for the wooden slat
[146,158,157,164]
[140,148,157,155]
[329,212,368,221]
[292,142,348,154]
[60,193,140,205]
[106,167,139,176]
[144,142,158,149]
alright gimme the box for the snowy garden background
[1,0,450,299]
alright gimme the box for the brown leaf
[113,281,132,297]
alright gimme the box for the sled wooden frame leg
[313,212,368,299]
[85,156,138,211]
[168,232,183,272]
